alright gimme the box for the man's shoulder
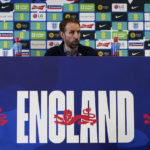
[79,44,94,50]
[78,44,98,56]
[44,46,59,56]
[45,43,63,56]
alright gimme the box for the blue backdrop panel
[0,57,150,149]
[1,0,150,56]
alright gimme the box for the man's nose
[74,32,80,39]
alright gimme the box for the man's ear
[60,31,64,39]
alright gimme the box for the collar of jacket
[58,41,83,56]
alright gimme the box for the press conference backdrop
[0,0,150,56]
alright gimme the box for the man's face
[60,22,80,49]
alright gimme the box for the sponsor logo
[130,32,136,38]
[47,40,62,49]
[128,13,143,21]
[80,22,95,30]
[128,22,143,30]
[79,13,95,21]
[83,34,90,38]
[16,23,21,29]
[21,49,29,57]
[129,43,144,47]
[112,3,127,12]
[97,5,103,11]
[31,40,46,49]
[97,42,110,47]
[79,4,95,12]
[145,4,150,12]
[132,52,140,55]
[145,13,150,21]
[133,23,139,29]
[0,4,13,11]
[145,50,150,56]
[0,12,13,21]
[129,50,144,56]
[66,0,79,2]
[14,3,29,11]
[96,12,111,21]
[112,13,127,21]
[15,22,29,30]
[145,31,150,40]
[21,50,29,53]
[115,15,122,19]
[14,31,30,40]
[0,31,13,39]
[52,23,58,30]
[47,5,62,12]
[47,31,61,39]
[102,50,111,56]
[98,50,111,56]
[30,50,46,56]
[128,41,144,49]
[96,31,111,40]
[80,40,95,47]
[63,3,78,12]
[128,4,143,12]
[0,22,13,30]
[31,31,46,40]
[96,4,111,12]
[119,41,127,49]
[63,13,78,19]
[20,40,30,49]
[46,0,78,5]
[96,22,111,30]
[64,13,71,19]
[98,51,103,56]
[99,24,106,28]
[47,13,62,21]
[0,0,11,3]
[145,41,150,49]
[49,33,54,38]
[14,12,29,21]
[80,24,94,29]
[129,31,143,40]
[145,22,150,30]
[131,6,139,10]
[0,48,13,56]
[80,31,95,39]
[112,31,127,40]
[47,22,60,30]
[1,6,8,9]
[31,4,46,11]
[31,13,46,21]
[96,40,111,49]
[119,50,128,56]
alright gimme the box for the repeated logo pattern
[0,1,150,56]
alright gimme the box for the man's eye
[70,31,74,34]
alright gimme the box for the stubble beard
[66,40,79,50]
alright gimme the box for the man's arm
[44,47,58,56]
[79,44,98,56]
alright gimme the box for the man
[45,18,98,56]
